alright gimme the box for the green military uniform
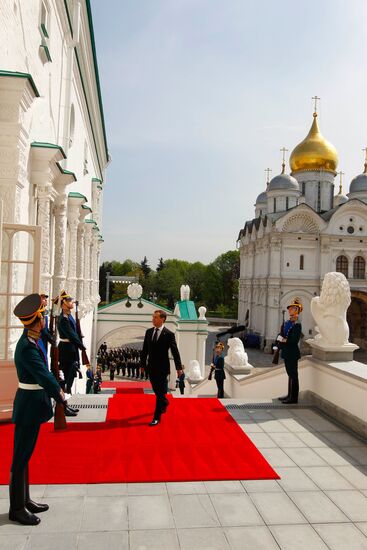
[12,330,63,471]
[9,293,65,526]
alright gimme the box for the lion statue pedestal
[307,272,358,361]
[224,338,254,374]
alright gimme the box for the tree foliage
[99,250,239,317]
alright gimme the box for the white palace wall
[0,0,108,419]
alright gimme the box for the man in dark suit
[141,310,183,426]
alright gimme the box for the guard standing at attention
[9,293,67,526]
[57,290,86,394]
[277,298,303,404]
[208,342,226,398]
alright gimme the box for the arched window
[336,255,348,277]
[300,255,304,270]
[273,198,276,212]
[353,256,365,279]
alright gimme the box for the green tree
[156,257,165,272]
[140,256,151,278]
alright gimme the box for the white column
[83,222,93,312]
[52,193,68,295]
[91,227,99,306]
[36,184,55,295]
[66,202,80,299]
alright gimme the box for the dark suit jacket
[281,322,302,362]
[141,326,182,377]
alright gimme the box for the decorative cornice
[0,70,40,97]
[68,191,87,202]
[56,162,77,183]
[31,142,66,158]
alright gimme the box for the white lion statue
[224,337,249,368]
[311,272,351,347]
[188,359,202,381]
[180,285,190,301]
[127,283,143,300]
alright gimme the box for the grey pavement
[1,403,367,549]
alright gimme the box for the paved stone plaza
[1,402,366,550]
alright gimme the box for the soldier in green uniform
[277,298,303,404]
[56,290,86,394]
[10,293,66,526]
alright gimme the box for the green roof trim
[68,192,87,202]
[97,185,103,190]
[81,205,92,211]
[63,0,108,176]
[98,297,173,313]
[92,177,102,184]
[40,23,49,38]
[0,70,39,97]
[56,163,77,181]
[85,0,109,161]
[85,219,97,224]
[31,142,66,158]
[40,44,52,62]
[176,300,198,320]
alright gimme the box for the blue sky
[92,0,367,267]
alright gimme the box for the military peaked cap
[14,293,45,326]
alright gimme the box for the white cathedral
[237,106,367,352]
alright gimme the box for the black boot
[25,465,49,514]
[278,378,291,402]
[9,469,40,525]
[283,379,299,404]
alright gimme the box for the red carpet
[0,396,279,484]
[101,381,151,394]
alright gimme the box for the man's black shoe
[277,396,288,402]
[68,406,79,412]
[9,508,41,525]
[26,500,49,513]
[282,398,298,405]
[64,406,78,417]
[149,419,160,426]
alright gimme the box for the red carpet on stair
[0,396,279,484]
[101,381,151,394]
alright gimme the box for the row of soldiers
[97,345,147,380]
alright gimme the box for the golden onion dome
[290,113,338,173]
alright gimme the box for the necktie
[152,328,159,343]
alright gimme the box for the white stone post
[66,197,83,299]
[52,194,68,295]
[83,221,94,312]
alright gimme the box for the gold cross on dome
[312,95,320,114]
[363,147,367,173]
[264,167,272,183]
[337,171,344,194]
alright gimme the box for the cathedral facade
[237,108,367,352]
[0,0,108,417]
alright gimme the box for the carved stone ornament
[127,283,143,300]
[180,284,190,301]
[198,306,207,320]
[187,359,203,382]
[282,213,319,233]
[307,271,358,358]
[224,337,253,374]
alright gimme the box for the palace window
[286,197,289,210]
[39,1,52,62]
[273,197,276,212]
[353,256,365,279]
[336,255,348,277]
[300,255,304,270]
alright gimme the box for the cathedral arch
[281,213,320,233]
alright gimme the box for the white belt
[18,382,43,390]
[59,338,70,342]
